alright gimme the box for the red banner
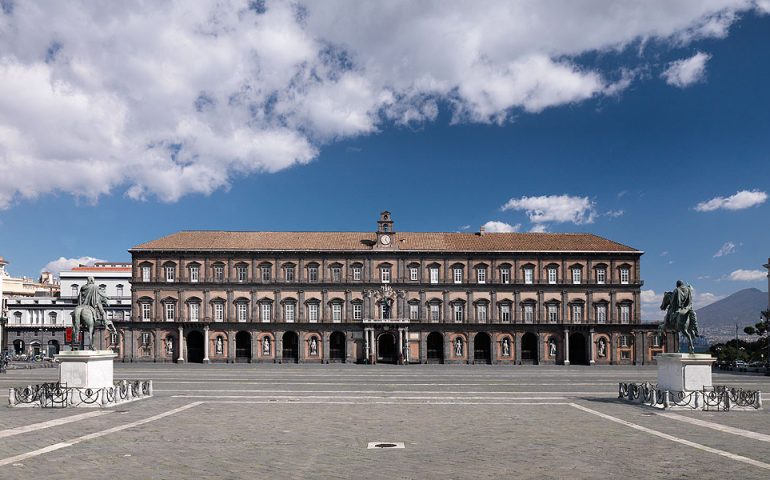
[65,327,72,343]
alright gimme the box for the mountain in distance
[696,288,768,329]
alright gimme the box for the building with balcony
[125,212,671,365]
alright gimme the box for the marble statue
[455,338,463,356]
[216,336,224,355]
[310,337,318,356]
[166,338,174,355]
[597,337,606,358]
[263,337,271,355]
[70,276,118,350]
[659,280,699,353]
[549,338,557,357]
[502,338,510,357]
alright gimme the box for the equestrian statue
[71,276,118,350]
[659,280,699,354]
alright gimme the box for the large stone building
[125,212,672,365]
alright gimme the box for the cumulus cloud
[605,209,624,218]
[42,256,104,276]
[695,189,768,212]
[713,241,737,257]
[481,221,521,233]
[0,1,764,208]
[728,269,767,281]
[694,291,724,307]
[501,194,596,230]
[661,52,711,87]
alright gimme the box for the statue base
[656,353,714,392]
[56,350,117,389]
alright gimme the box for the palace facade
[122,212,673,365]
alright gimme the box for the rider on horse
[660,280,699,353]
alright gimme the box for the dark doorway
[13,339,25,355]
[377,333,397,364]
[426,332,444,363]
[282,331,299,363]
[187,331,204,363]
[521,332,538,365]
[47,340,60,356]
[235,331,251,362]
[474,332,491,364]
[569,332,588,365]
[330,331,346,362]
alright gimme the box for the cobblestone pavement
[1,364,770,479]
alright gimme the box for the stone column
[154,289,161,322]
[274,290,282,322]
[419,290,426,322]
[370,329,377,364]
[588,328,595,365]
[203,325,210,363]
[467,332,475,364]
[514,290,521,323]
[178,326,185,363]
[346,332,354,364]
[609,290,616,324]
[250,289,257,323]
[203,289,211,321]
[227,330,235,363]
[635,330,644,365]
[610,333,616,365]
[251,331,258,363]
[275,330,283,363]
[419,331,427,364]
[514,333,522,365]
[322,331,330,364]
[226,290,233,323]
[536,333,544,365]
[561,290,568,324]
[586,291,593,323]
[467,290,474,323]
[364,327,370,362]
[490,291,497,322]
[490,333,497,364]
[442,290,450,323]
[563,328,570,366]
[298,331,305,363]
[397,328,403,363]
[537,290,544,324]
[443,333,451,364]
[344,290,352,323]
[154,328,161,363]
[321,289,328,322]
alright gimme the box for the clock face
[380,234,391,245]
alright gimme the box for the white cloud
[0,1,763,208]
[695,189,768,212]
[661,51,711,87]
[458,225,471,231]
[713,241,737,257]
[728,269,767,281]
[42,256,104,276]
[605,209,624,218]
[694,291,723,307]
[481,221,521,233]
[502,194,596,229]
[529,224,549,233]
[641,289,662,304]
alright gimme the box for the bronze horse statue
[659,289,699,354]
[71,297,117,350]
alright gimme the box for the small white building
[4,262,132,357]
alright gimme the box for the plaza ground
[1,365,770,479]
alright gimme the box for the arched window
[116,284,124,297]
[13,311,22,324]
[71,284,79,297]
[48,312,57,325]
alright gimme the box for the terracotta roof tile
[131,231,640,253]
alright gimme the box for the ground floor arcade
[102,322,673,365]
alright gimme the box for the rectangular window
[261,303,271,323]
[214,265,224,282]
[430,304,440,322]
[353,303,362,320]
[116,285,124,297]
[308,304,319,323]
[548,305,558,323]
[214,303,224,322]
[652,335,661,347]
[621,350,630,360]
[142,266,151,282]
[381,303,389,319]
[331,267,341,282]
[237,303,247,322]
[477,304,487,323]
[572,269,581,284]
[165,303,175,321]
[500,304,511,322]
[381,267,391,283]
[410,267,418,281]
[596,268,606,284]
[572,304,583,323]
[409,304,419,320]
[261,266,271,282]
[190,266,199,283]
[190,303,199,322]
[285,266,295,282]
[285,303,295,322]
[524,268,534,285]
[596,304,607,324]
[141,303,151,321]
[352,266,362,281]
[332,304,342,323]
[547,268,557,284]
[309,267,318,282]
[620,335,629,347]
[237,266,247,282]
[165,265,175,282]
[524,304,534,323]
[620,268,630,284]
[620,305,630,323]
[453,268,463,284]
[477,268,486,284]
[501,268,510,284]
[430,267,439,284]
[453,304,464,322]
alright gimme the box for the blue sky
[0,1,769,320]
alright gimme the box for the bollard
[8,387,15,406]
[663,390,670,409]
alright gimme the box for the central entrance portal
[187,331,204,363]
[282,331,299,363]
[329,331,346,362]
[569,332,588,365]
[377,332,397,364]
[521,332,538,365]
[426,332,444,363]
[235,331,251,363]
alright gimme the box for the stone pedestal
[55,350,117,389]
[655,353,715,392]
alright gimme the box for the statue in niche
[502,338,510,357]
[263,337,271,355]
[166,337,174,355]
[455,338,464,356]
[310,337,318,356]
[548,338,557,357]
[215,336,224,355]
[597,337,607,358]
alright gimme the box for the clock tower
[376,211,394,247]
